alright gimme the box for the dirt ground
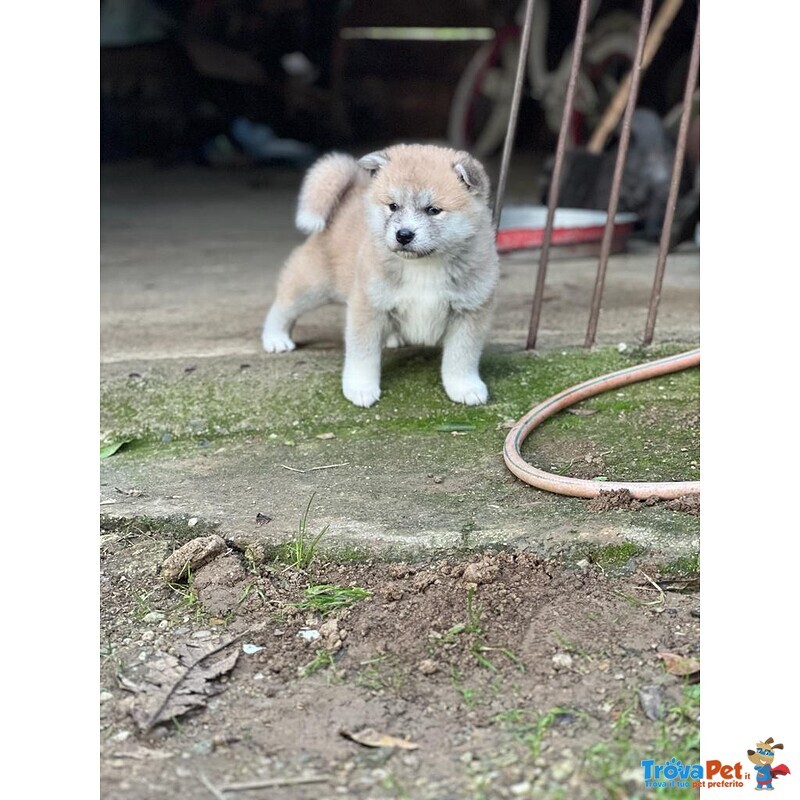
[100,524,700,800]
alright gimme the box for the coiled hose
[503,348,700,499]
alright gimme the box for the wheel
[447,26,521,158]
[529,10,639,144]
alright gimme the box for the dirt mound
[588,489,700,515]
[100,534,700,799]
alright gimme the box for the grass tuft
[294,584,371,614]
[280,493,329,570]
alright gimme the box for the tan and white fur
[262,144,499,408]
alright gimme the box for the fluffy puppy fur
[262,144,499,408]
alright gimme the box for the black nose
[395,228,415,245]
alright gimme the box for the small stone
[110,730,130,743]
[412,571,436,592]
[141,630,155,642]
[462,561,499,585]
[382,582,404,601]
[158,619,170,630]
[161,535,227,583]
[192,630,213,640]
[319,619,339,639]
[511,781,532,796]
[550,759,575,781]
[552,652,573,669]
[418,659,439,675]
[432,475,444,484]
[100,691,114,704]
[142,611,165,624]
[638,685,665,721]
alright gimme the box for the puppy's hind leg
[262,245,332,352]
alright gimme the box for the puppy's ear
[453,152,491,200]
[358,150,390,176]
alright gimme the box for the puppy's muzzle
[395,228,415,245]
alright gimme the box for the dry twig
[219,775,333,791]
[280,462,349,474]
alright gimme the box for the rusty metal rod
[643,12,700,346]
[492,0,537,232]
[525,0,592,350]
[584,0,654,348]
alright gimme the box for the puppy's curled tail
[295,152,360,235]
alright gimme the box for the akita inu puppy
[262,144,499,408]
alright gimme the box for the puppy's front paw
[262,331,296,353]
[444,377,488,406]
[343,381,381,408]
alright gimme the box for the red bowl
[497,206,638,255]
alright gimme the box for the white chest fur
[389,260,450,346]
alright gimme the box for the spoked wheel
[447,12,639,157]
[447,25,522,159]
[538,11,639,145]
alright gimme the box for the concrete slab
[101,160,699,361]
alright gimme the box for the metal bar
[492,0,537,231]
[643,12,700,345]
[584,0,654,348]
[525,0,592,350]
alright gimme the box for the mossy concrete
[101,345,699,571]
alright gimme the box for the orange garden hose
[503,349,700,499]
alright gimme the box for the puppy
[262,144,499,408]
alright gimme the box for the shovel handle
[587,0,685,154]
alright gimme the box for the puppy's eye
[426,206,442,216]
[388,203,399,212]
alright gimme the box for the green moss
[321,545,372,563]
[590,541,645,570]
[100,344,698,458]
[662,553,700,575]
[100,513,220,543]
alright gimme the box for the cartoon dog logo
[747,738,791,791]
